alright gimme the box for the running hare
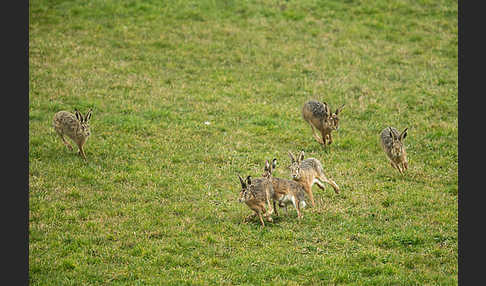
[53,108,92,160]
[237,174,274,227]
[302,100,344,147]
[262,159,307,219]
[380,127,408,174]
[288,151,340,207]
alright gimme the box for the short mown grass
[30,0,457,285]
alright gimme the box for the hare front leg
[78,144,87,160]
[243,213,256,223]
[402,161,408,171]
[262,203,273,223]
[390,161,403,174]
[327,132,333,145]
[257,210,265,227]
[273,200,279,216]
[320,129,330,147]
[397,164,404,175]
[295,200,303,219]
[303,185,315,207]
[265,192,274,215]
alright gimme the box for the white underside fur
[299,201,306,209]
[280,194,306,209]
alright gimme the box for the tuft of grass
[30,0,457,285]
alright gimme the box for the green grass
[29,0,457,285]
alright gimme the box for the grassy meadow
[29,0,458,285]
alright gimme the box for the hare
[380,127,408,174]
[53,108,92,160]
[288,151,340,207]
[262,159,307,219]
[302,100,344,147]
[237,174,274,227]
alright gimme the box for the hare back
[300,158,324,174]
[53,111,77,124]
[248,178,274,201]
[271,177,306,198]
[53,112,80,134]
[303,100,328,120]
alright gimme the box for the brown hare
[380,127,408,174]
[237,174,274,227]
[302,100,344,147]
[262,159,307,219]
[288,151,340,207]
[53,108,92,160]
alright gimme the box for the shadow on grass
[235,210,306,229]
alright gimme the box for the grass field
[29,0,458,285]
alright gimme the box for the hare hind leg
[313,178,326,190]
[319,175,340,194]
[56,131,74,151]
[308,122,324,145]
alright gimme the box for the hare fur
[288,151,340,207]
[302,100,344,147]
[238,174,274,227]
[262,159,307,219]
[53,109,92,160]
[380,127,408,174]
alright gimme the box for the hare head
[288,151,305,180]
[262,159,277,179]
[325,104,344,130]
[75,108,92,138]
[238,175,255,203]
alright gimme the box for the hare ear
[400,128,408,141]
[246,176,252,185]
[265,160,270,170]
[298,151,305,162]
[238,175,246,188]
[74,109,82,121]
[85,109,92,122]
[323,102,330,115]
[335,104,345,115]
[389,127,396,141]
[288,151,296,163]
[271,158,277,170]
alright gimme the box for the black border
[3,0,29,284]
[458,0,478,285]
